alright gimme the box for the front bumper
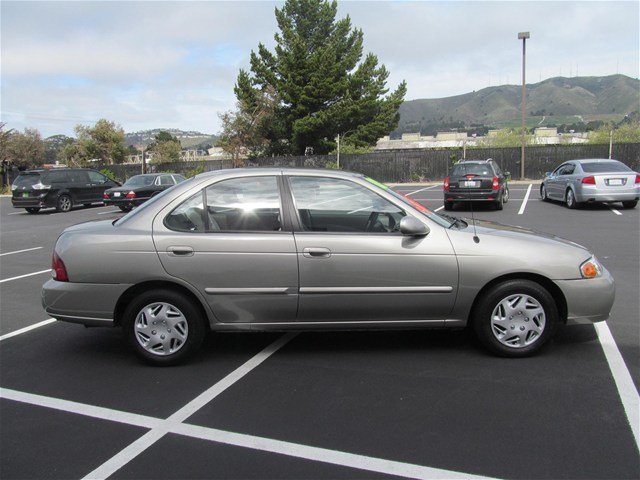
[42,278,132,326]
[555,268,615,324]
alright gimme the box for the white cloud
[1,0,638,137]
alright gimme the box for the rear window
[580,162,632,173]
[13,173,41,187]
[451,163,494,176]
[124,175,156,187]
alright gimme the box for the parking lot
[1,184,638,480]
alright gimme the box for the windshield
[365,177,453,228]
[114,177,197,226]
[124,175,156,186]
[451,163,493,176]
[580,161,632,173]
[13,173,42,188]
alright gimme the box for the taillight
[635,174,640,184]
[443,176,450,192]
[103,192,109,199]
[582,176,596,185]
[492,176,499,190]
[125,191,136,199]
[401,193,431,214]
[52,252,68,282]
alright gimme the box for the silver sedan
[540,158,639,209]
[43,168,615,365]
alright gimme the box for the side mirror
[504,171,511,178]
[400,216,430,236]
[545,171,552,178]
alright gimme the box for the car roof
[574,158,622,164]
[195,168,363,180]
[455,159,491,164]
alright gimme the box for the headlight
[32,181,51,190]
[580,256,603,279]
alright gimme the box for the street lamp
[518,31,530,180]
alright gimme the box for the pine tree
[234,0,406,155]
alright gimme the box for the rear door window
[87,171,110,184]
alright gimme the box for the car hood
[465,218,588,251]
[445,218,592,280]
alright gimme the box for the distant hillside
[125,129,218,149]
[395,74,640,136]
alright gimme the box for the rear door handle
[167,246,194,257]
[303,247,331,258]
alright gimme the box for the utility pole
[518,31,530,180]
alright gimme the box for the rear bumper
[575,185,640,203]
[11,194,55,208]
[445,191,499,202]
[42,278,132,326]
[554,268,615,324]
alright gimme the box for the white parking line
[405,185,439,196]
[0,269,51,284]
[607,205,623,216]
[0,247,43,257]
[83,332,299,479]
[518,184,533,215]
[0,319,56,342]
[595,322,639,451]
[7,211,24,216]
[97,210,121,215]
[0,385,495,480]
[434,206,444,212]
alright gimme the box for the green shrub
[185,161,206,178]
[325,161,340,170]
[100,168,117,182]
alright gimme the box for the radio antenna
[462,160,480,243]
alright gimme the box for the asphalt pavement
[0,187,638,480]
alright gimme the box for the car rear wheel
[494,193,503,210]
[565,189,579,209]
[472,279,558,357]
[540,184,548,201]
[56,194,73,213]
[118,205,133,212]
[622,201,637,209]
[444,201,454,211]
[25,207,40,214]
[122,289,206,366]
[502,186,509,204]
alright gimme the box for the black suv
[444,159,510,210]
[11,168,120,214]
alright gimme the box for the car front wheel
[472,279,559,357]
[540,184,548,201]
[118,205,133,212]
[122,289,206,366]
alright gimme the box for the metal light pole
[518,31,530,180]
[336,133,340,169]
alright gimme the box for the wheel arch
[114,280,211,329]
[468,272,568,325]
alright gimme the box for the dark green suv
[11,168,120,214]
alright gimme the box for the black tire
[25,207,40,214]
[122,289,206,366]
[118,205,133,212]
[444,201,454,211]
[472,279,559,357]
[502,186,509,204]
[56,194,73,213]
[540,184,548,202]
[494,196,503,210]
[622,200,637,209]
[565,188,579,209]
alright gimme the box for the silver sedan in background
[540,158,639,209]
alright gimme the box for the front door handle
[167,246,194,257]
[303,247,331,258]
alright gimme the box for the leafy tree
[76,119,127,165]
[483,128,533,148]
[234,0,406,155]
[148,130,182,163]
[218,86,279,165]
[57,141,89,167]
[44,135,74,164]
[588,120,640,144]
[5,127,46,168]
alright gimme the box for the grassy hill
[125,129,218,150]
[395,74,639,135]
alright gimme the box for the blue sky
[1,1,638,137]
